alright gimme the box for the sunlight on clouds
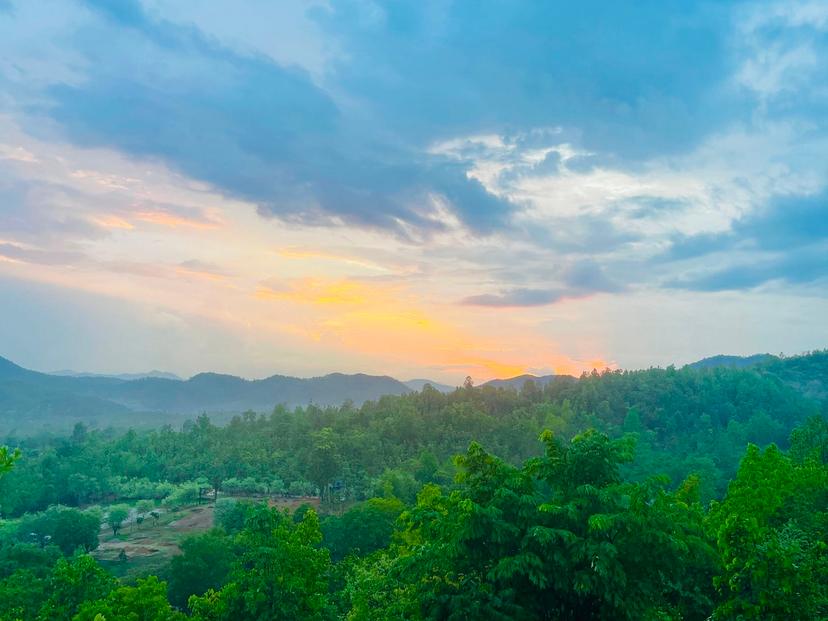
[256,278,374,306]
[90,215,134,230]
[276,247,390,272]
[254,277,605,380]
[133,210,222,230]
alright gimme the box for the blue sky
[0,0,827,380]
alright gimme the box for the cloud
[666,188,828,290]
[668,245,828,291]
[177,260,232,279]
[316,0,741,160]
[461,288,567,308]
[0,242,85,266]
[29,0,514,236]
[461,261,621,307]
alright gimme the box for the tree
[17,507,100,555]
[346,430,716,620]
[0,569,48,621]
[307,428,340,503]
[0,446,19,479]
[213,498,253,535]
[166,530,234,609]
[321,497,403,561]
[137,499,155,516]
[709,443,828,619]
[38,555,116,621]
[189,505,331,620]
[74,575,185,621]
[107,505,130,537]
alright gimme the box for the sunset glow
[1,1,826,382]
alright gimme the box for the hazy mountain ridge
[481,374,563,390]
[403,379,456,393]
[0,356,410,428]
[2,351,826,433]
[50,369,182,381]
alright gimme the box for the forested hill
[1,350,826,434]
[686,353,776,369]
[3,350,827,516]
[0,352,827,619]
[481,373,560,389]
[0,356,410,429]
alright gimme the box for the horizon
[0,349,801,385]
[2,1,828,383]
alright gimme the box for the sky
[1,0,827,382]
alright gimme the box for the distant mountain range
[2,351,825,434]
[0,355,414,432]
[403,379,456,393]
[50,370,183,381]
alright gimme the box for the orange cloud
[134,210,220,230]
[277,247,389,272]
[90,214,134,230]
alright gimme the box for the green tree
[74,575,185,621]
[709,443,828,619]
[107,505,130,537]
[38,555,116,621]
[347,430,716,620]
[307,428,340,503]
[321,498,403,561]
[0,569,48,621]
[166,530,234,609]
[189,505,331,620]
[18,507,100,555]
[0,446,19,479]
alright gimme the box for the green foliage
[16,506,100,555]
[74,575,185,621]
[709,443,828,619]
[166,530,234,609]
[0,568,48,621]
[213,497,254,534]
[0,358,826,619]
[189,505,331,620]
[106,504,130,537]
[0,446,19,478]
[163,482,201,509]
[39,555,117,621]
[345,430,717,621]
[3,360,821,517]
[322,497,404,561]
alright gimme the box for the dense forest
[0,352,826,619]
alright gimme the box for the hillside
[0,356,410,431]
[403,379,456,393]
[686,353,776,369]
[482,373,564,390]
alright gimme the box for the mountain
[3,351,825,434]
[50,370,182,381]
[99,371,411,413]
[0,355,410,432]
[404,379,456,393]
[762,350,828,402]
[482,374,562,390]
[686,354,777,370]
